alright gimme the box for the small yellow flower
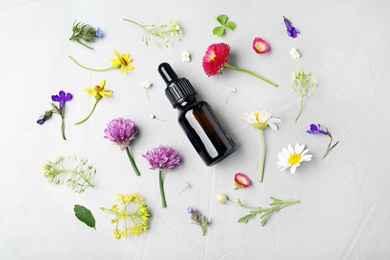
[83,79,112,99]
[216,194,228,204]
[111,204,118,211]
[110,49,134,75]
[114,229,121,239]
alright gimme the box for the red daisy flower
[234,172,251,190]
[202,43,230,76]
[252,37,270,54]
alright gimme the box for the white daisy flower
[277,143,312,174]
[241,111,281,130]
[181,50,191,62]
[289,48,300,59]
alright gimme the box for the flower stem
[224,63,278,87]
[61,116,66,140]
[68,55,113,72]
[159,170,167,208]
[75,99,100,125]
[322,132,339,160]
[295,95,305,122]
[125,147,141,176]
[259,130,265,183]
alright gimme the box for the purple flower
[104,118,138,150]
[306,124,328,135]
[143,145,181,170]
[283,16,300,38]
[36,110,53,125]
[96,27,103,38]
[51,90,72,110]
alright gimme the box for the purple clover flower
[306,124,328,135]
[104,118,137,150]
[104,117,141,176]
[144,145,181,208]
[143,145,181,170]
[283,16,300,38]
[51,90,72,110]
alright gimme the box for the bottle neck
[175,95,198,109]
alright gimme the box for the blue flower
[283,16,300,38]
[51,90,72,110]
[306,124,328,135]
[187,206,193,214]
[96,27,103,38]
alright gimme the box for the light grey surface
[1,0,390,259]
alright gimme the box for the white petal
[269,123,278,130]
[301,149,309,156]
[290,165,297,174]
[295,143,304,154]
[282,147,291,157]
[287,144,294,154]
[301,155,313,161]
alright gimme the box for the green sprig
[69,20,100,50]
[42,155,95,193]
[213,14,236,37]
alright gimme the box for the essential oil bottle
[158,62,236,166]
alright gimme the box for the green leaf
[217,14,228,25]
[74,205,96,229]
[237,198,243,206]
[213,26,225,37]
[224,21,236,30]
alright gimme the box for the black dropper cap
[158,62,197,108]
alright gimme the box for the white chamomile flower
[289,48,300,59]
[242,110,281,183]
[181,51,191,62]
[241,111,281,130]
[277,143,312,174]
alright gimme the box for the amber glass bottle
[158,62,236,166]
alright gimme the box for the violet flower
[143,145,181,208]
[104,118,141,176]
[306,124,328,135]
[306,124,339,160]
[283,16,300,38]
[37,90,72,140]
[52,90,73,110]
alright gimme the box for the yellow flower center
[288,154,301,165]
[256,43,263,51]
[94,85,103,92]
[210,53,216,61]
[120,57,127,65]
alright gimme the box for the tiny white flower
[181,51,191,62]
[289,48,300,59]
[225,86,236,104]
[140,80,152,89]
[241,111,281,130]
[277,143,312,174]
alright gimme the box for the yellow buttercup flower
[75,79,113,125]
[111,49,134,75]
[83,80,112,98]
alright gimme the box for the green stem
[159,170,167,208]
[295,95,305,122]
[73,38,94,50]
[224,63,278,87]
[259,130,265,183]
[61,116,66,140]
[125,147,141,176]
[322,133,339,160]
[75,99,100,125]
[68,55,113,72]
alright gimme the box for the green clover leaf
[213,14,236,37]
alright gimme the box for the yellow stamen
[288,154,301,165]
[210,53,216,61]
